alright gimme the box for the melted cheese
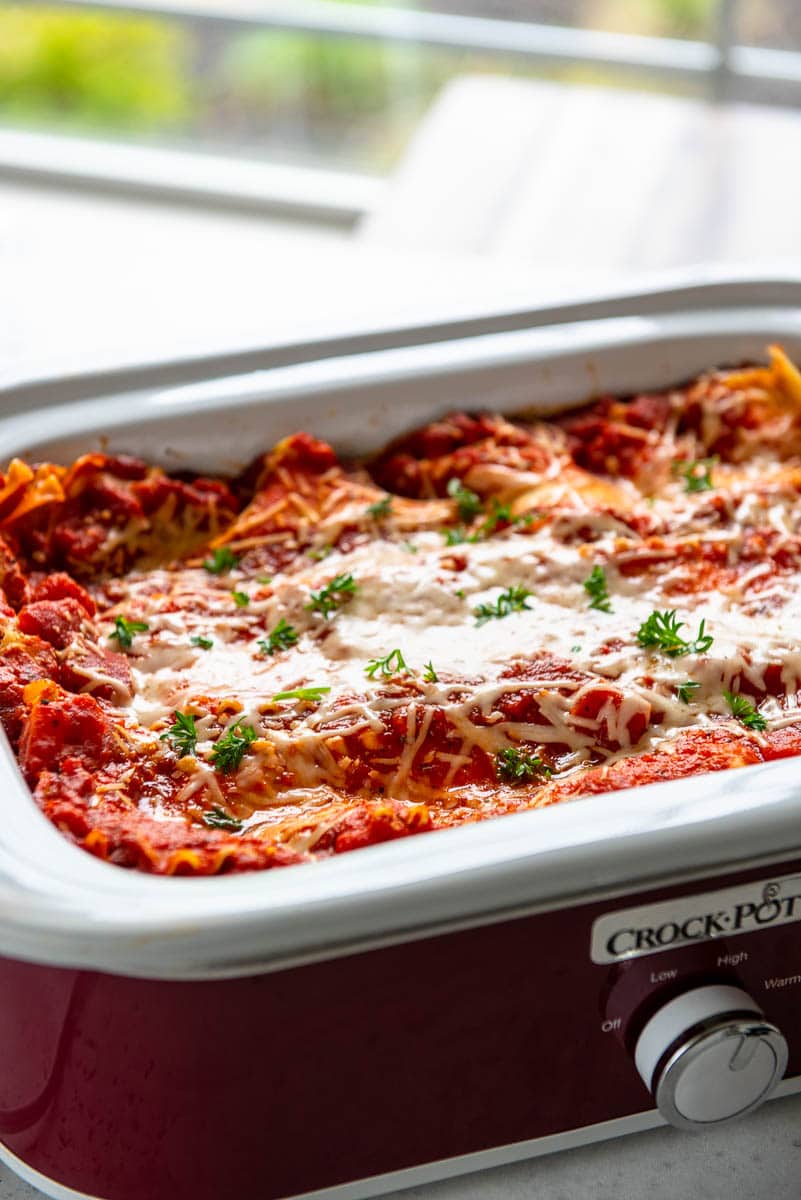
[79,445,801,828]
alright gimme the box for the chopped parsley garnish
[273,687,331,703]
[443,498,514,546]
[159,711,198,757]
[258,618,298,656]
[190,634,213,651]
[403,542,418,554]
[676,457,717,494]
[203,546,239,574]
[202,807,243,832]
[423,660,439,683]
[110,616,149,650]
[307,544,333,562]
[444,526,470,546]
[477,498,512,538]
[306,573,357,619]
[495,747,551,785]
[365,649,408,679]
[256,575,273,585]
[447,477,482,522]
[474,584,532,626]
[366,495,393,519]
[583,565,612,613]
[636,610,713,657]
[724,690,768,731]
[209,721,257,774]
[676,680,701,703]
[231,590,250,607]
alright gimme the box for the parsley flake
[273,687,331,703]
[190,634,213,651]
[203,546,238,574]
[676,457,717,494]
[477,498,512,538]
[110,616,149,650]
[307,544,333,562]
[444,526,471,546]
[495,747,551,785]
[202,807,243,832]
[231,590,250,608]
[447,477,482,522]
[366,495,392,519]
[676,680,701,703]
[258,618,298,656]
[474,584,532,626]
[159,711,198,757]
[210,721,257,774]
[365,649,408,679]
[636,610,713,657]
[307,573,357,619]
[423,660,439,683]
[724,690,768,731]
[584,565,612,613]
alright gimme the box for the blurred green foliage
[652,0,716,37]
[0,0,734,171]
[0,6,191,130]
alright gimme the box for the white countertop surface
[2,1092,800,1199]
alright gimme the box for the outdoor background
[1,1,799,175]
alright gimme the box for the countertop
[2,1094,800,1199]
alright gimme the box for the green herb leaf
[258,618,299,656]
[307,544,333,562]
[202,806,243,832]
[256,575,273,585]
[636,610,713,657]
[447,477,482,522]
[443,526,472,546]
[273,687,331,703]
[209,721,257,774]
[675,457,717,494]
[477,497,512,538]
[723,690,768,731]
[676,680,701,703]
[584,565,613,613]
[231,590,250,608]
[306,573,357,619]
[190,634,213,651]
[110,615,149,650]
[474,584,532,626]
[423,660,439,683]
[495,747,551,785]
[159,711,198,757]
[203,546,239,574]
[365,649,408,679]
[366,495,392,519]
[403,542,418,554]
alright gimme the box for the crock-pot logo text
[590,875,801,964]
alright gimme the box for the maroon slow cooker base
[2,857,801,1200]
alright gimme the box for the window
[2,1,800,220]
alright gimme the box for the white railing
[4,0,801,223]
[13,0,801,103]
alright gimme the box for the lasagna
[3,346,801,875]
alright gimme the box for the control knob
[634,984,788,1130]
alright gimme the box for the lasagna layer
[3,346,801,874]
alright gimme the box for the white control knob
[634,984,788,1130]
